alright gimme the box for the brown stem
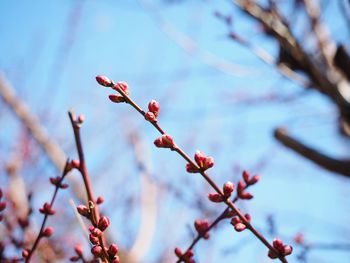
[68,111,110,262]
[109,82,288,262]
[25,160,71,262]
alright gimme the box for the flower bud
[91,245,102,257]
[154,134,175,149]
[208,193,224,203]
[96,75,112,87]
[42,227,54,237]
[109,94,125,103]
[22,249,29,258]
[77,205,89,217]
[96,196,104,205]
[108,243,119,257]
[70,256,80,262]
[242,170,250,183]
[174,247,182,258]
[114,81,129,95]
[186,163,199,173]
[145,111,156,122]
[74,244,83,257]
[89,234,99,245]
[39,203,55,215]
[0,202,6,212]
[223,182,234,197]
[249,175,260,185]
[148,100,160,116]
[98,216,110,231]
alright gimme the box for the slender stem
[25,160,70,262]
[68,111,110,262]
[110,82,288,262]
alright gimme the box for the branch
[274,128,350,177]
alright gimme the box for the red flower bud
[148,100,160,116]
[186,163,199,173]
[78,114,84,124]
[70,159,80,170]
[223,181,234,197]
[194,219,209,237]
[39,203,55,215]
[239,192,253,200]
[96,75,112,87]
[90,227,102,237]
[108,243,119,257]
[283,245,293,256]
[242,170,250,183]
[74,244,83,257]
[174,247,182,258]
[234,222,246,232]
[91,245,102,257]
[114,81,129,95]
[208,193,224,203]
[0,202,6,212]
[109,94,125,103]
[194,151,214,170]
[70,256,80,262]
[154,134,175,149]
[77,205,89,217]
[22,249,29,258]
[42,227,54,237]
[145,111,156,122]
[249,175,260,185]
[89,234,99,245]
[96,196,104,205]
[98,216,110,231]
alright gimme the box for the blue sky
[1,1,350,262]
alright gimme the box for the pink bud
[70,256,80,262]
[194,219,209,236]
[148,100,160,116]
[244,213,251,222]
[186,163,199,173]
[249,175,260,185]
[283,245,293,256]
[108,243,119,257]
[234,222,246,232]
[237,180,245,193]
[89,234,99,245]
[154,137,163,147]
[174,247,182,258]
[239,192,253,200]
[203,156,214,169]
[194,151,206,167]
[78,115,84,124]
[109,94,125,103]
[77,205,89,217]
[96,75,112,87]
[90,227,102,237]
[114,81,129,95]
[39,203,55,215]
[22,249,29,258]
[145,111,156,122]
[96,196,104,205]
[42,227,54,237]
[91,245,102,257]
[74,245,83,256]
[242,170,250,183]
[71,159,80,169]
[273,239,284,250]
[223,182,234,197]
[208,193,224,203]
[98,216,110,231]
[0,202,6,212]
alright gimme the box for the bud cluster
[268,239,293,259]
[144,100,160,122]
[174,247,194,263]
[230,213,251,232]
[109,81,129,103]
[39,202,55,215]
[154,134,175,149]
[186,151,214,173]
[50,176,69,189]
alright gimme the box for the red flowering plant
[96,75,293,262]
